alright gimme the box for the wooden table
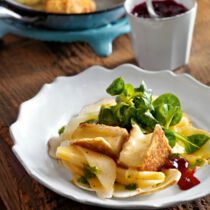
[0,0,209,209]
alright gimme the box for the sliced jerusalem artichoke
[62,160,84,176]
[72,123,129,158]
[118,124,171,171]
[77,146,116,198]
[56,145,116,199]
[48,136,62,159]
[113,183,141,198]
[61,98,116,141]
[56,145,86,166]
[72,174,93,191]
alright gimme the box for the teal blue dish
[1,0,125,30]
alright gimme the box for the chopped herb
[58,126,65,135]
[168,153,183,159]
[77,176,90,186]
[125,183,137,190]
[83,164,101,179]
[189,158,206,170]
[195,158,205,166]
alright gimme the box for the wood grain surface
[0,0,209,209]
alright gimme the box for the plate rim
[9,64,210,209]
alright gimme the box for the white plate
[10,64,210,209]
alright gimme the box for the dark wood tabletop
[0,0,209,209]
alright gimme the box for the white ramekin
[124,0,197,70]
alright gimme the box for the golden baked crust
[139,125,171,171]
[72,137,115,158]
[46,0,96,14]
[72,123,129,156]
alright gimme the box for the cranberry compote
[165,158,200,190]
[132,0,188,18]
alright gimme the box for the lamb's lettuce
[97,77,210,154]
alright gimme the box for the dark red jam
[165,158,200,190]
[132,0,188,18]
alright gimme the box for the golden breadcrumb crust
[139,125,171,171]
[72,123,129,156]
[46,0,96,14]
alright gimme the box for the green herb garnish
[77,176,90,186]
[168,153,183,159]
[58,126,65,135]
[83,164,101,179]
[189,158,206,170]
[125,184,138,190]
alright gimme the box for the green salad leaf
[97,77,209,154]
[106,77,125,96]
[164,128,177,148]
[184,134,210,154]
[152,93,183,127]
[98,105,118,126]
[164,129,210,154]
[136,110,158,132]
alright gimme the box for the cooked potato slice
[116,167,165,188]
[61,98,115,141]
[46,0,96,14]
[72,123,128,157]
[139,169,181,195]
[118,124,171,171]
[113,169,181,198]
[173,125,210,136]
[193,141,210,159]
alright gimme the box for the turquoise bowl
[3,0,125,30]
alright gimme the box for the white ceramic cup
[124,0,197,70]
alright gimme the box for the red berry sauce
[132,0,188,18]
[165,158,200,190]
